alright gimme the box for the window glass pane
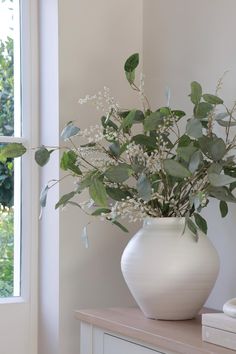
[0,207,14,296]
[0,153,21,298]
[0,0,21,298]
[0,0,20,137]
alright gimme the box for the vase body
[121,217,219,320]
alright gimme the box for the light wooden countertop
[75,307,236,354]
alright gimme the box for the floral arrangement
[2,53,236,238]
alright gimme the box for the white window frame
[0,0,39,353]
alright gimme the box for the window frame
[0,0,39,353]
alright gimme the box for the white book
[202,325,236,351]
[202,313,236,333]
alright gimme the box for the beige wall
[58,1,142,353]
[39,2,236,353]
[143,0,236,310]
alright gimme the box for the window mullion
[0,136,27,144]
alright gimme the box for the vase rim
[143,217,185,228]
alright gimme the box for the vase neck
[143,217,185,230]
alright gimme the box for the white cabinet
[104,334,162,354]
[76,307,236,354]
[80,322,169,354]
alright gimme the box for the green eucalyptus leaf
[106,187,131,201]
[186,218,198,239]
[223,166,236,177]
[125,71,135,84]
[101,116,118,130]
[207,163,222,175]
[220,200,228,218]
[172,110,186,119]
[55,191,76,209]
[161,134,174,149]
[186,118,203,138]
[144,111,163,131]
[105,164,132,183]
[121,110,136,129]
[189,151,203,173]
[163,159,191,178]
[40,185,49,208]
[190,81,202,105]
[91,208,111,216]
[194,102,213,119]
[109,141,120,157]
[112,220,129,233]
[80,142,96,148]
[77,171,98,192]
[178,135,192,147]
[131,134,156,150]
[124,53,139,84]
[159,107,171,117]
[208,186,236,203]
[229,181,236,191]
[137,173,152,201]
[133,110,145,123]
[35,146,51,167]
[208,173,236,187]
[60,151,82,175]
[120,142,130,155]
[0,143,26,160]
[194,213,207,234]
[210,138,227,161]
[60,151,72,170]
[119,111,130,118]
[124,53,139,73]
[189,194,201,211]
[61,122,80,140]
[199,136,226,161]
[89,178,108,207]
[120,110,144,129]
[216,119,236,127]
[215,112,229,121]
[203,94,223,105]
[177,144,197,163]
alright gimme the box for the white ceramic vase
[121,217,219,320]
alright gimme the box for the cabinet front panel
[104,334,163,354]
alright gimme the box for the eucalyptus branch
[47,174,72,189]
[224,102,236,143]
[69,137,98,170]
[207,108,216,137]
[130,82,151,112]
[5,53,236,233]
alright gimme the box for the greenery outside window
[0,0,21,297]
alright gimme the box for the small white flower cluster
[78,94,97,105]
[139,72,145,96]
[78,87,120,115]
[126,142,145,165]
[80,124,104,143]
[104,196,161,223]
[195,191,208,208]
[97,86,120,114]
[145,150,162,173]
[158,116,178,134]
[126,142,161,173]
[77,146,115,170]
[104,126,119,141]
[89,157,116,171]
[107,198,146,222]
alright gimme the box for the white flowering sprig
[3,53,236,239]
